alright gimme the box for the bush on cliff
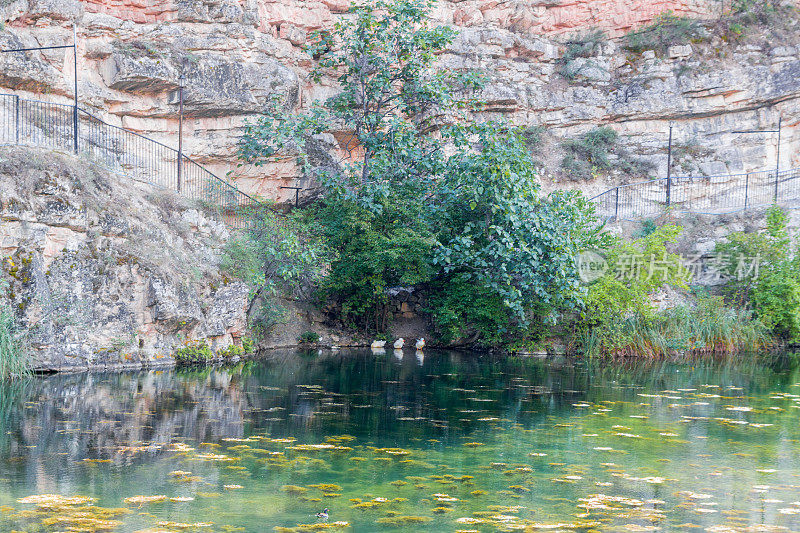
[624,11,704,55]
[237,0,609,345]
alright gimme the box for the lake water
[1,349,800,532]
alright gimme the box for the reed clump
[0,307,30,379]
[582,294,771,358]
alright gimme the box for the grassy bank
[579,297,772,358]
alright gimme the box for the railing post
[666,123,673,207]
[72,25,79,154]
[744,172,749,208]
[177,73,184,193]
[14,94,20,144]
[774,116,781,202]
[614,187,619,222]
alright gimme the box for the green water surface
[1,349,800,532]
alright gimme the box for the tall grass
[582,296,772,358]
[0,308,30,379]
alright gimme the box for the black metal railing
[0,92,258,229]
[590,167,800,221]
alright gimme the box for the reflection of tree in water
[0,350,796,487]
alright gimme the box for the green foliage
[577,224,689,355]
[313,199,435,326]
[436,124,610,324]
[223,210,328,300]
[0,275,28,380]
[729,0,780,25]
[715,205,791,300]
[521,125,545,152]
[241,336,255,354]
[751,267,800,340]
[561,127,653,181]
[298,331,321,344]
[562,127,617,177]
[716,206,800,342]
[427,276,512,346]
[218,344,245,359]
[582,293,770,358]
[558,29,607,81]
[173,341,214,365]
[633,219,658,239]
[237,0,609,345]
[223,209,329,337]
[562,28,607,60]
[624,11,704,55]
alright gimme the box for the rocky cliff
[0,146,250,370]
[0,0,797,204]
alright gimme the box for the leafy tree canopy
[237,0,608,345]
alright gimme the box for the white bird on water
[393,338,405,349]
[370,340,386,349]
[415,338,426,350]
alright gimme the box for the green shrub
[241,336,255,354]
[298,331,320,344]
[218,344,245,359]
[751,267,800,340]
[624,11,704,55]
[558,28,607,81]
[633,219,658,239]
[314,199,436,328]
[576,224,689,354]
[223,209,330,339]
[173,341,214,365]
[521,125,545,151]
[427,275,511,346]
[713,1,784,44]
[561,127,654,181]
[0,307,29,379]
[564,127,617,171]
[713,205,800,342]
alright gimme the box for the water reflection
[0,350,798,532]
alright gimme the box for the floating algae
[4,351,800,533]
[124,495,168,505]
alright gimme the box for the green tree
[237,0,608,344]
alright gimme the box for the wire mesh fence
[0,92,258,229]
[591,167,800,222]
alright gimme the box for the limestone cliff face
[0,147,249,371]
[0,0,798,202]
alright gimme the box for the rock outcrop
[0,0,797,205]
[0,146,249,371]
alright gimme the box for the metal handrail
[0,92,260,228]
[590,167,800,221]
